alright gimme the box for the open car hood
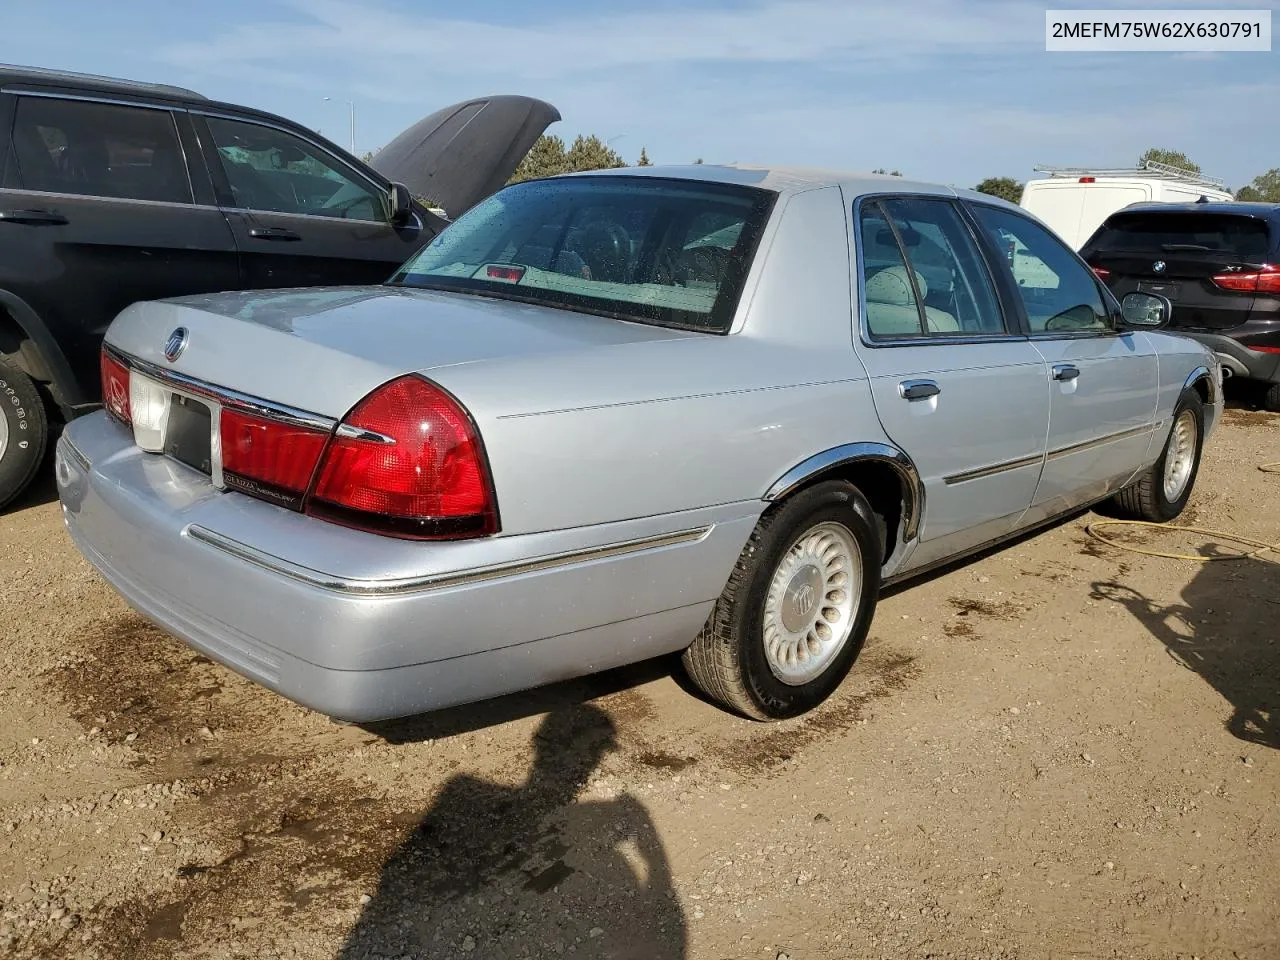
[370,95,560,220]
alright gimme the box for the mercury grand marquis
[56,165,1223,722]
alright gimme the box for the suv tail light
[307,376,497,540]
[100,350,131,425]
[220,409,330,507]
[1211,263,1280,294]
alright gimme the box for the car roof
[0,63,204,101]
[1107,201,1280,220]
[570,162,1019,208]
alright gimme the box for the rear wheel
[682,480,881,720]
[1262,381,1280,413]
[0,358,48,510]
[1109,388,1203,523]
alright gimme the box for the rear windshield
[1089,213,1272,260]
[390,176,776,333]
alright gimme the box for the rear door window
[1089,213,1271,261]
[4,96,192,204]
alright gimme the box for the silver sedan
[57,165,1222,722]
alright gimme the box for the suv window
[203,116,388,223]
[970,204,1111,335]
[391,176,774,334]
[859,197,1004,338]
[1089,212,1272,261]
[4,96,192,204]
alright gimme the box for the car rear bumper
[1170,331,1280,384]
[55,413,757,722]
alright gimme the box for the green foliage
[974,176,1024,203]
[1138,148,1200,174]
[565,134,626,173]
[508,134,626,183]
[1235,168,1280,202]
[637,147,652,167]
[873,168,904,177]
[360,150,375,164]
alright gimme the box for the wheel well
[0,306,53,383]
[778,460,906,565]
[1189,375,1211,406]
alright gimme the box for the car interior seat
[864,265,959,335]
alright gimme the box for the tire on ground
[0,358,49,510]
[1263,381,1280,413]
[1108,387,1204,523]
[682,479,882,720]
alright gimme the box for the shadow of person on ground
[1092,544,1278,750]
[339,703,686,960]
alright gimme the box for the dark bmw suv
[0,64,557,508]
[1080,202,1280,410]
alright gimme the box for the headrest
[865,265,927,305]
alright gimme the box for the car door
[967,202,1160,518]
[192,112,427,289]
[850,195,1051,568]
[0,90,240,404]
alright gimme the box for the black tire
[1109,388,1204,523]
[1262,381,1280,413]
[0,358,48,510]
[682,480,881,720]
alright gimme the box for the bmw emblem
[1153,261,1167,274]
[164,327,189,363]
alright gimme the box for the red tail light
[220,409,330,508]
[1211,263,1280,294]
[1250,345,1280,355]
[307,376,497,540]
[1079,176,1096,183]
[1090,264,1111,280]
[100,350,131,425]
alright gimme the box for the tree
[975,176,1024,203]
[873,168,904,177]
[1235,168,1280,202]
[694,158,703,164]
[565,134,626,173]
[637,147,652,167]
[1138,147,1200,174]
[509,134,569,183]
[360,150,376,164]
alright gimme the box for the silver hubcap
[0,400,8,462]
[1162,410,1197,501]
[763,521,862,686]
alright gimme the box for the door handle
[248,226,302,242]
[1052,364,1080,382]
[899,379,941,401]
[0,208,68,226]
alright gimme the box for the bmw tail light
[1211,263,1280,294]
[220,409,330,508]
[100,350,131,425]
[307,376,497,539]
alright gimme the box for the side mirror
[388,182,413,226]
[1120,291,1171,328]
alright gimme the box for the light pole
[323,97,356,154]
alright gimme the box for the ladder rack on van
[1032,161,1226,190]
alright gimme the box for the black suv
[0,64,556,507]
[1080,202,1280,410]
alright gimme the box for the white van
[1019,161,1234,250]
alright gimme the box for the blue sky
[2,0,1276,190]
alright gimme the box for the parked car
[1020,161,1233,250]
[56,166,1223,723]
[0,63,559,507]
[1080,202,1280,410]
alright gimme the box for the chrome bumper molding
[186,523,714,597]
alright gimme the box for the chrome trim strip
[335,424,396,444]
[1183,364,1219,406]
[943,453,1043,486]
[2,88,187,111]
[106,345,337,432]
[185,524,715,597]
[0,187,213,212]
[1046,423,1155,461]
[763,442,925,542]
[59,434,91,474]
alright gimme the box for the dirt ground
[1,402,1277,960]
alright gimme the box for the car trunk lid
[1085,211,1273,331]
[369,95,561,220]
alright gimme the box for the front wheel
[682,480,881,720]
[1109,387,1204,523]
[0,358,48,510]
